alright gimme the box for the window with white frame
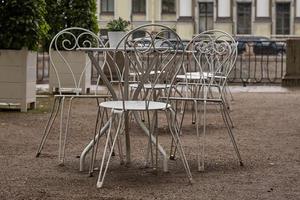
[101,0,114,13]
[132,0,146,14]
[276,3,290,35]
[162,0,176,14]
[237,2,252,34]
[199,2,213,33]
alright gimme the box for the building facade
[96,0,300,39]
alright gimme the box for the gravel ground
[0,91,299,200]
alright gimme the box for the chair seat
[129,83,171,89]
[176,72,225,80]
[58,87,82,94]
[129,70,162,76]
[54,94,111,98]
[100,100,170,111]
[167,96,222,102]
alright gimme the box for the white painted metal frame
[84,24,193,188]
[168,30,243,171]
[36,27,111,165]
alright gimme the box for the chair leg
[223,103,234,128]
[219,94,234,128]
[133,111,168,172]
[144,112,152,168]
[116,127,124,164]
[114,112,125,164]
[97,111,123,188]
[140,91,148,122]
[80,120,111,172]
[200,100,207,172]
[149,109,160,170]
[220,103,243,166]
[90,106,124,176]
[107,126,115,156]
[194,101,200,170]
[144,110,159,171]
[191,86,197,124]
[169,100,187,160]
[153,110,159,171]
[166,109,193,183]
[89,106,103,176]
[195,100,204,172]
[223,87,231,110]
[144,139,152,167]
[225,82,234,101]
[145,109,154,168]
[59,97,74,164]
[36,97,61,157]
[177,100,187,136]
[173,84,185,114]
[58,96,65,163]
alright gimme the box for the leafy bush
[0,0,49,51]
[107,17,130,32]
[42,0,64,50]
[43,0,99,50]
[62,0,99,33]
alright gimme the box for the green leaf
[0,0,49,50]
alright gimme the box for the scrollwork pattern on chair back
[111,24,184,103]
[49,27,105,94]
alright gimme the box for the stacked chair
[168,30,243,171]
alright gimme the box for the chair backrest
[107,24,184,107]
[49,27,106,95]
[183,30,237,97]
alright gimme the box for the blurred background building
[96,0,300,39]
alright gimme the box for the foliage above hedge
[0,0,49,50]
[62,0,98,33]
[44,0,99,50]
[43,0,64,49]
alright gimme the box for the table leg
[124,111,131,164]
[79,121,110,172]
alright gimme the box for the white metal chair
[36,27,111,165]
[176,53,234,126]
[168,30,243,171]
[89,24,193,188]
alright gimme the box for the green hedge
[44,0,99,50]
[0,0,49,51]
[62,0,98,33]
